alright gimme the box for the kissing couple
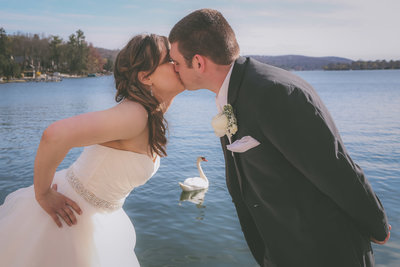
[0,8,390,267]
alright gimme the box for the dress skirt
[0,169,140,267]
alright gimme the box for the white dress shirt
[215,63,234,144]
[215,63,234,113]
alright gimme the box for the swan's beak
[202,157,208,162]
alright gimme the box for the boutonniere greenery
[211,104,238,138]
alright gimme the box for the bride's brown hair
[114,34,169,157]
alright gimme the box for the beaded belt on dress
[66,167,122,211]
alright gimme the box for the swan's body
[179,157,208,191]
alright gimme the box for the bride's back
[67,144,159,211]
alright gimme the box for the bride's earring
[150,85,154,96]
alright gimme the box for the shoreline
[0,73,112,84]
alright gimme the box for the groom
[169,9,390,267]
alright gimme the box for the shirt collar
[216,63,234,112]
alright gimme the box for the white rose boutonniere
[211,104,238,138]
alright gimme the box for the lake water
[1,69,399,266]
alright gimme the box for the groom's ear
[138,71,152,86]
[193,55,206,73]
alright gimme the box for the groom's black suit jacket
[221,57,389,267]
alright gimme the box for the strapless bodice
[66,144,159,211]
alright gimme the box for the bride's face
[148,45,185,100]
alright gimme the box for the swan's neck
[197,160,208,181]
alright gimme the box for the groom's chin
[184,86,203,91]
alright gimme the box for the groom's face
[170,42,201,91]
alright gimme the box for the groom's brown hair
[169,8,240,67]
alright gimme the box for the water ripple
[1,71,399,265]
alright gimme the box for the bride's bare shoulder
[115,99,147,117]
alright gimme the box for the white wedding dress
[0,144,160,267]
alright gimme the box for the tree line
[0,28,114,79]
[324,60,400,70]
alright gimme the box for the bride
[0,33,184,266]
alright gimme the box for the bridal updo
[114,34,169,157]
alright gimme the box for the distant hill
[247,55,353,70]
[96,47,120,61]
[93,49,355,71]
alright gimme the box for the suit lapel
[227,56,249,107]
[224,56,249,197]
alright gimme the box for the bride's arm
[34,100,148,227]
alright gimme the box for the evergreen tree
[0,28,10,77]
[49,36,63,71]
[103,57,114,72]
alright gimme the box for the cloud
[57,13,97,19]
[0,11,59,24]
[122,4,140,9]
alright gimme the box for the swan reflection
[179,188,208,207]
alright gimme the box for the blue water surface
[0,70,399,266]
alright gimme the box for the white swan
[179,157,208,191]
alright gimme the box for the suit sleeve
[257,83,389,241]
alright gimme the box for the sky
[1,0,399,60]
